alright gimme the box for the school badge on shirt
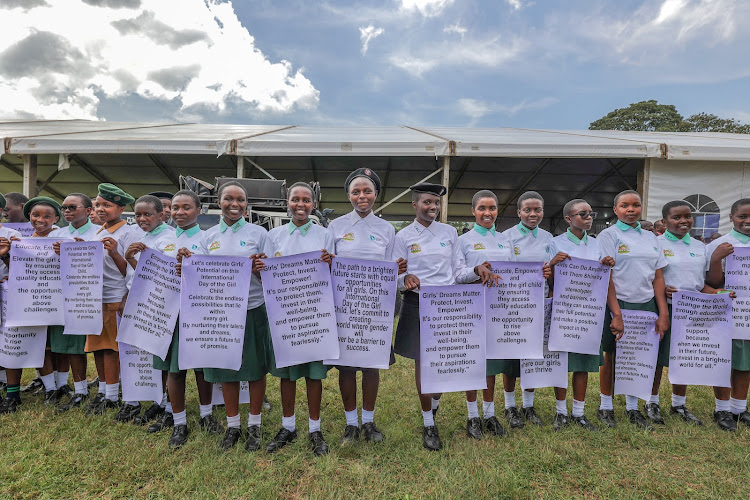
[191,244,198,250]
[164,243,176,252]
[410,243,421,253]
[240,241,246,247]
[343,232,355,242]
[370,234,382,242]
[209,241,221,251]
[617,243,630,254]
[663,249,674,257]
[274,251,282,257]
[514,245,521,256]
[473,242,485,250]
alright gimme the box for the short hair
[661,200,692,219]
[731,198,750,215]
[614,190,641,206]
[172,189,200,208]
[288,182,315,200]
[4,192,28,207]
[134,195,163,214]
[66,193,92,209]
[563,198,589,217]
[517,191,543,209]
[472,190,498,208]
[217,181,248,200]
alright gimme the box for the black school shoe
[21,378,43,394]
[466,417,483,440]
[220,427,242,451]
[309,431,330,456]
[626,409,654,431]
[484,416,506,437]
[43,390,58,405]
[84,393,105,416]
[147,412,174,433]
[596,409,616,428]
[114,403,141,423]
[571,415,598,431]
[0,397,20,414]
[737,411,750,427]
[670,405,702,425]
[362,422,385,443]
[245,425,262,452]
[87,376,99,391]
[340,425,360,445]
[552,413,569,431]
[422,425,442,451]
[57,393,89,413]
[713,411,737,431]
[265,428,297,453]
[522,406,543,426]
[504,407,525,429]
[199,414,224,436]
[134,403,164,426]
[644,403,665,424]
[50,385,72,406]
[169,424,189,449]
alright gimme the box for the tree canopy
[589,100,750,134]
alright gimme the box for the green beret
[0,192,5,210]
[97,183,134,206]
[23,196,62,221]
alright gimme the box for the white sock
[344,409,359,427]
[422,410,435,427]
[40,373,57,392]
[431,397,440,410]
[361,409,374,424]
[165,402,173,414]
[572,399,585,418]
[74,380,88,395]
[160,392,168,407]
[125,401,140,407]
[555,399,568,416]
[56,371,69,388]
[308,418,321,433]
[483,400,495,418]
[522,390,535,409]
[248,412,262,427]
[715,398,731,413]
[98,381,106,394]
[649,394,659,405]
[625,395,639,411]
[0,370,6,384]
[105,383,119,401]
[671,393,686,408]
[504,391,516,409]
[730,397,747,415]
[599,394,613,411]
[282,414,296,432]
[173,410,187,426]
[466,399,479,419]
[226,413,241,429]
[199,404,213,419]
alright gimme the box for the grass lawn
[1,355,749,499]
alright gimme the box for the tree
[679,113,750,134]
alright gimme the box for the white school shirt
[201,218,267,310]
[657,232,707,304]
[0,225,22,278]
[597,221,668,304]
[329,210,395,261]
[264,221,335,258]
[458,223,514,270]
[504,222,553,296]
[547,229,602,262]
[95,221,141,304]
[51,220,100,242]
[169,224,204,258]
[705,229,750,273]
[393,220,477,289]
[126,223,176,289]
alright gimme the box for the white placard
[725,247,750,340]
[0,283,47,368]
[118,341,163,404]
[614,310,660,401]
[211,381,251,405]
[6,238,64,326]
[521,298,567,390]
[60,241,103,335]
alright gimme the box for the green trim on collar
[517,222,538,238]
[566,228,588,245]
[289,220,313,236]
[68,220,92,235]
[473,223,496,237]
[220,218,247,233]
[616,220,641,233]
[148,223,169,236]
[730,228,750,244]
[176,225,200,238]
[664,230,691,244]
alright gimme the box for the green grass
[1,356,749,499]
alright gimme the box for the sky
[1,0,749,129]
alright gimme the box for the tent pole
[237,155,245,179]
[440,156,450,223]
[23,154,37,198]
[374,166,444,215]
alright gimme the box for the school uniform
[548,229,604,373]
[0,225,22,278]
[706,230,750,371]
[458,223,514,376]
[264,221,335,381]
[393,220,477,360]
[201,218,272,383]
[597,221,668,354]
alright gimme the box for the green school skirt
[733,340,750,371]
[487,359,520,378]
[152,322,202,374]
[600,298,659,354]
[568,352,602,373]
[48,325,86,355]
[203,305,272,384]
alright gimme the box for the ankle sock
[308,418,321,433]
[522,390,534,409]
[599,394,613,411]
[504,391,516,409]
[165,402,173,414]
[572,399,585,418]
[40,373,56,392]
[422,410,434,427]
[105,383,119,401]
[6,384,20,401]
[649,394,659,405]
[671,393,686,408]
[483,400,495,418]
[361,409,375,424]
[715,398,731,413]
[173,410,187,426]
[466,399,479,419]
[199,404,213,419]
[730,397,747,415]
[56,371,69,388]
[345,409,359,427]
[625,395,639,411]
[431,397,440,410]
[248,412,262,427]
[282,414,296,432]
[226,413,240,429]
[74,380,88,395]
[98,381,106,394]
[555,399,568,416]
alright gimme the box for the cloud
[457,97,558,126]
[359,25,384,55]
[506,0,524,10]
[0,0,48,10]
[0,0,319,121]
[399,0,454,18]
[443,23,467,39]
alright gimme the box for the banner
[119,342,163,404]
[419,285,487,394]
[6,238,64,326]
[548,257,610,354]
[211,382,251,405]
[179,255,251,371]
[614,310,659,401]
[0,283,47,368]
[261,252,338,368]
[485,261,545,359]
[2,222,34,237]
[521,298,567,390]
[724,247,750,340]
[117,249,180,359]
[668,291,732,388]
[60,241,103,335]
[324,257,397,368]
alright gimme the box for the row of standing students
[0,169,748,455]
